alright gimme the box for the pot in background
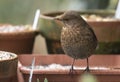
[39,10,120,54]
[0,51,18,82]
[0,25,39,54]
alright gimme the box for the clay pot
[0,25,39,54]
[39,10,120,54]
[19,54,120,82]
[0,51,18,82]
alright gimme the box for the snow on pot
[19,54,120,82]
[0,51,18,82]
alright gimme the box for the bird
[54,11,98,73]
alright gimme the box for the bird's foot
[83,58,90,73]
[69,58,77,76]
[69,66,77,76]
[83,66,90,73]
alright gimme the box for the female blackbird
[54,11,98,73]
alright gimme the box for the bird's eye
[63,18,69,21]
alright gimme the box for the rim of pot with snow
[0,51,17,61]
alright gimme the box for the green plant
[37,79,40,82]
[37,78,48,82]
[44,78,48,82]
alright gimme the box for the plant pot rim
[0,30,39,40]
[41,10,120,22]
[19,54,120,75]
[0,24,40,37]
[20,67,120,75]
[0,51,18,62]
[0,30,39,35]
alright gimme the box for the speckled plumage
[55,11,98,72]
[59,11,97,59]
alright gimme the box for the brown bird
[54,11,98,73]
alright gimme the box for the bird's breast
[61,27,82,45]
[61,27,97,59]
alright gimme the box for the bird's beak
[54,15,63,21]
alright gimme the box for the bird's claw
[69,67,77,76]
[83,66,90,73]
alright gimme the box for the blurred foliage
[37,78,48,82]
[0,0,64,25]
[44,78,48,82]
[0,0,34,24]
[0,0,118,25]
[79,73,98,82]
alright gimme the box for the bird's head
[54,11,81,22]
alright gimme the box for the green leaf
[44,78,48,82]
[37,78,40,82]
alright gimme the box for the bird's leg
[84,58,90,73]
[69,58,76,74]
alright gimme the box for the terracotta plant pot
[39,10,120,54]
[0,51,18,82]
[18,54,120,82]
[0,25,39,54]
